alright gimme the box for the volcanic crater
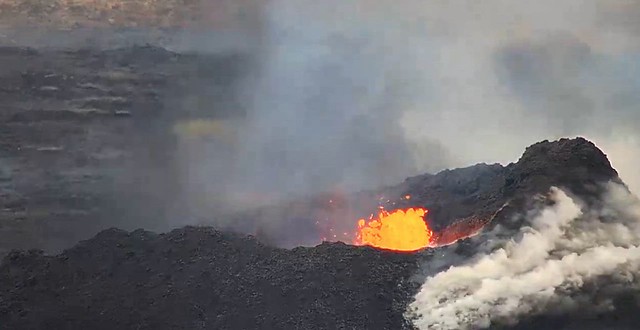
[1,136,632,329]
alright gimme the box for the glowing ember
[354,207,433,252]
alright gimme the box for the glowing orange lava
[354,207,433,252]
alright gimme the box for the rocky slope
[0,137,627,329]
[0,228,419,329]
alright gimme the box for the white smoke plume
[407,183,640,329]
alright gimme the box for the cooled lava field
[3,3,640,329]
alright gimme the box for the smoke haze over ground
[164,0,640,220]
[408,183,640,329]
[3,0,639,238]
[4,1,640,326]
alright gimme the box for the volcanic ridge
[0,137,633,329]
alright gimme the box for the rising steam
[176,0,640,221]
[407,183,640,329]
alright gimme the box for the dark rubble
[0,137,629,330]
[0,228,419,329]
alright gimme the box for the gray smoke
[230,1,438,196]
[407,183,640,329]
[171,0,453,220]
[389,0,640,193]
[175,0,640,217]
[10,1,638,240]
[138,0,640,246]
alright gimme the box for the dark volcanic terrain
[0,229,419,329]
[0,45,252,256]
[0,40,636,329]
[0,128,628,329]
[2,1,640,328]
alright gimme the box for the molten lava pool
[353,207,433,252]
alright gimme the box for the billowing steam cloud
[407,183,640,329]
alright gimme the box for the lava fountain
[354,207,433,252]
